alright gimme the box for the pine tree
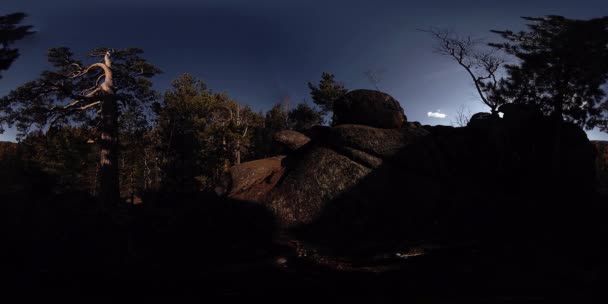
[0,12,34,79]
[155,74,214,192]
[490,16,608,130]
[155,74,262,191]
[288,102,323,132]
[307,72,347,119]
[0,47,160,205]
[426,28,505,115]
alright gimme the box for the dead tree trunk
[95,51,120,206]
[99,95,119,206]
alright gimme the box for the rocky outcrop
[222,90,413,227]
[498,103,544,122]
[328,124,428,160]
[227,156,286,203]
[333,89,407,128]
[222,94,597,254]
[467,112,496,128]
[268,147,372,226]
[273,130,311,151]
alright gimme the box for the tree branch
[47,100,102,130]
[77,100,101,111]
[425,27,506,112]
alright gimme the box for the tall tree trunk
[99,94,120,206]
[96,51,119,207]
[235,138,241,165]
[235,105,241,165]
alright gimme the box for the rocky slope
[223,89,598,254]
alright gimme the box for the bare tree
[210,96,258,166]
[452,104,472,127]
[363,69,385,91]
[231,103,254,165]
[424,28,505,115]
[278,94,291,122]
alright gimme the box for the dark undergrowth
[1,189,608,301]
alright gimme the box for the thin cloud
[427,111,446,119]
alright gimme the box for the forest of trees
[1,70,331,200]
[1,13,608,207]
[428,15,608,131]
[2,10,608,299]
[0,13,339,204]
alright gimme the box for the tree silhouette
[0,12,34,79]
[452,104,472,127]
[363,69,385,91]
[426,28,505,115]
[265,102,290,134]
[155,74,263,190]
[288,102,323,132]
[490,16,608,131]
[0,47,160,206]
[19,127,97,192]
[155,73,214,192]
[307,72,348,119]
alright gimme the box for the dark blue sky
[2,0,607,141]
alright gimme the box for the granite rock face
[227,156,286,203]
[273,130,311,151]
[222,95,597,253]
[333,89,407,129]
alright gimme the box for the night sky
[1,0,607,141]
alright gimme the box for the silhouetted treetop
[307,72,348,117]
[490,15,608,131]
[288,102,323,132]
[0,46,160,205]
[0,12,34,79]
[425,28,506,114]
[0,47,160,137]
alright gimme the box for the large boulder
[227,156,286,203]
[328,124,429,160]
[273,130,311,151]
[267,147,372,227]
[263,125,430,227]
[333,89,407,128]
[498,103,544,123]
[222,93,598,255]
[467,112,498,129]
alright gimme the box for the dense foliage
[2,14,607,203]
[0,12,34,79]
[1,70,325,197]
[490,16,608,130]
[307,72,348,121]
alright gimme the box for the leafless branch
[452,104,472,127]
[423,27,506,113]
[364,69,384,91]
